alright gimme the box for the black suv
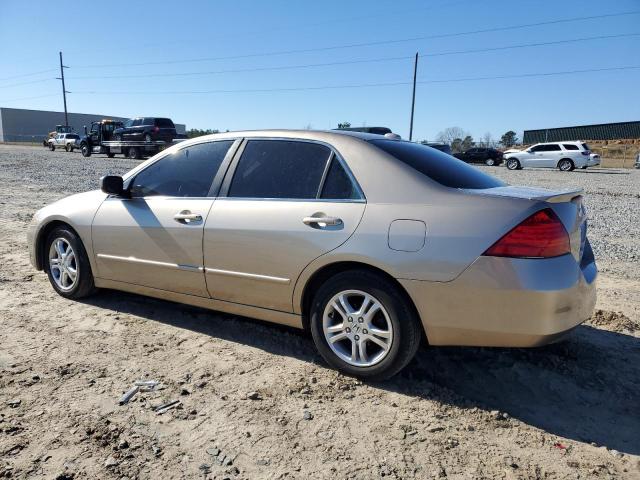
[453,147,503,166]
[113,117,177,143]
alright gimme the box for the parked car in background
[454,147,503,166]
[423,142,452,155]
[505,141,591,171]
[113,117,177,143]
[635,151,640,169]
[334,126,393,135]
[28,130,597,380]
[48,133,80,152]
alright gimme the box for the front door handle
[174,211,202,223]
[303,216,342,227]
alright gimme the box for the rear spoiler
[467,186,584,204]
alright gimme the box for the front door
[92,140,237,296]
[203,139,366,312]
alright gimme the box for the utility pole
[409,52,418,142]
[56,51,69,126]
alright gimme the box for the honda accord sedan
[28,130,597,380]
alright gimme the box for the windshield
[369,140,506,189]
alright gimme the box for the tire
[485,158,496,166]
[107,152,115,158]
[144,133,152,143]
[581,166,588,170]
[49,144,55,151]
[310,270,422,381]
[44,226,96,299]
[114,134,122,141]
[81,144,91,157]
[128,146,141,160]
[558,159,575,171]
[65,144,70,152]
[506,158,520,170]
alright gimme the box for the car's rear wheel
[558,159,574,171]
[485,158,496,166]
[45,226,96,299]
[506,158,520,170]
[128,146,142,159]
[114,134,122,141]
[49,144,55,151]
[310,270,421,381]
[144,133,152,143]
[107,151,115,158]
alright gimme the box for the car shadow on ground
[84,289,640,456]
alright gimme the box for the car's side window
[132,118,142,127]
[130,141,234,198]
[547,144,561,151]
[228,140,331,199]
[123,119,133,128]
[320,158,362,200]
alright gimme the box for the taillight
[581,150,590,156]
[483,208,570,258]
[153,126,159,133]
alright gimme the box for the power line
[67,32,640,81]
[0,77,55,89]
[70,65,640,96]
[0,93,59,103]
[71,10,640,69]
[0,68,57,82]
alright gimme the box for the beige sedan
[28,130,597,379]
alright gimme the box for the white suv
[505,141,592,171]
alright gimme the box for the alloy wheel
[48,237,78,291]
[322,290,393,367]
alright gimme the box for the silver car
[28,130,597,380]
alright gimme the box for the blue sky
[1,0,639,141]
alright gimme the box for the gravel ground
[1,144,639,479]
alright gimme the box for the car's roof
[536,140,584,145]
[178,129,396,145]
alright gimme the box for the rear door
[92,140,238,296]
[203,138,366,312]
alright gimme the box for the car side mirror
[526,149,532,153]
[100,175,126,196]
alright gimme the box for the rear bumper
[400,253,597,347]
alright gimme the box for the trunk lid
[463,185,588,262]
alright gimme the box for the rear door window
[130,141,234,198]
[370,140,505,189]
[228,140,331,199]
[320,158,362,200]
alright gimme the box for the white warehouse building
[0,107,186,143]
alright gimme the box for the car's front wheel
[310,270,422,381]
[81,144,91,157]
[49,143,55,151]
[45,226,96,299]
[485,158,496,166]
[506,158,520,170]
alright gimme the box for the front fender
[29,190,107,272]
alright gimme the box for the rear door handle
[303,216,342,226]
[174,211,202,223]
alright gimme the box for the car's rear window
[369,140,505,189]
[155,118,175,128]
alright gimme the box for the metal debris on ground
[154,400,181,414]
[118,379,160,405]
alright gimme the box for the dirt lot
[1,144,639,479]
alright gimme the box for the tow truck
[78,119,178,159]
